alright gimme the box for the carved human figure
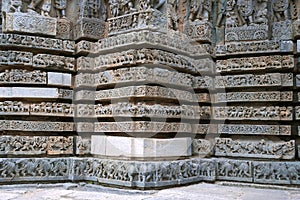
[54,0,67,18]
[237,0,254,26]
[109,0,120,17]
[225,0,241,28]
[9,0,22,12]
[272,0,290,21]
[189,0,211,21]
[254,0,268,24]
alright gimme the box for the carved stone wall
[0,0,299,189]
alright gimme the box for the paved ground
[0,182,299,200]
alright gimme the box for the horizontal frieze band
[75,86,210,103]
[0,120,75,132]
[214,91,293,102]
[213,106,293,121]
[215,138,295,160]
[218,124,291,135]
[0,34,74,53]
[216,55,294,73]
[215,73,293,88]
[0,136,74,155]
[0,157,299,187]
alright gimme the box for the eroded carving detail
[217,159,252,182]
[218,124,291,135]
[214,91,293,102]
[214,106,293,120]
[215,138,295,159]
[216,55,294,72]
[215,73,293,88]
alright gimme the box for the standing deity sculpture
[224,0,240,28]
[189,0,211,22]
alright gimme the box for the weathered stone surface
[30,102,74,117]
[185,21,212,43]
[0,101,29,115]
[75,40,95,55]
[215,138,295,160]
[0,87,72,99]
[93,49,214,73]
[0,69,46,84]
[253,161,300,185]
[0,120,74,132]
[195,124,217,135]
[216,55,294,73]
[0,158,70,182]
[76,123,94,133]
[75,137,91,155]
[91,136,192,158]
[0,34,74,53]
[3,12,57,36]
[73,18,105,41]
[75,86,206,103]
[0,136,48,155]
[214,91,293,103]
[48,137,74,155]
[95,30,209,57]
[94,122,192,133]
[57,18,71,40]
[192,139,214,157]
[71,157,216,186]
[76,66,214,89]
[217,159,252,182]
[225,25,268,42]
[273,20,293,40]
[33,54,75,71]
[0,50,32,65]
[108,9,166,36]
[214,106,293,121]
[215,73,293,88]
[76,103,210,119]
[218,124,291,136]
[216,41,291,56]
[0,136,75,156]
[58,89,73,100]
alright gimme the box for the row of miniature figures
[2,0,299,22]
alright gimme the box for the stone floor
[0,182,300,200]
